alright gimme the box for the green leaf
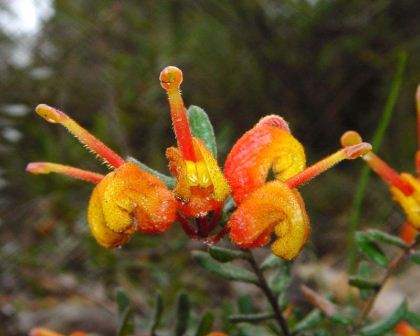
[187,105,217,157]
[115,288,130,316]
[348,276,381,290]
[195,312,214,336]
[366,229,408,249]
[150,292,163,336]
[260,254,285,271]
[356,232,389,267]
[175,292,190,336]
[292,309,323,334]
[117,306,135,336]
[237,294,256,314]
[209,246,249,263]
[404,311,420,329]
[271,265,291,294]
[127,156,176,188]
[192,251,258,284]
[410,251,420,264]
[359,300,406,336]
[229,312,274,323]
[358,261,374,300]
[330,314,352,325]
[237,323,278,336]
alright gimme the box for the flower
[225,115,372,259]
[27,66,371,258]
[30,327,87,336]
[395,321,420,336]
[27,104,176,248]
[160,66,230,218]
[341,85,420,239]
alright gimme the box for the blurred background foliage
[0,0,419,334]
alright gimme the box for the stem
[245,250,291,336]
[355,239,419,328]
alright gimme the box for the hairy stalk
[355,238,419,329]
[245,250,291,336]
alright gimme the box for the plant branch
[245,250,291,336]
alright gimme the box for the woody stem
[245,250,291,336]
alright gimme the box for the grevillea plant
[26,67,419,336]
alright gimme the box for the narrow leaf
[292,309,322,334]
[209,246,249,263]
[410,251,420,264]
[192,251,258,284]
[127,156,176,188]
[229,312,274,323]
[150,292,163,336]
[261,254,286,271]
[237,295,256,314]
[195,312,214,336]
[330,314,352,325]
[366,229,408,249]
[115,288,130,316]
[271,269,291,295]
[356,232,389,267]
[358,261,374,300]
[348,276,381,290]
[188,105,217,157]
[175,293,190,336]
[359,300,406,336]
[117,306,135,336]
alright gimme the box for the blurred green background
[1,0,419,334]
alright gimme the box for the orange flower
[341,85,420,239]
[27,66,372,258]
[160,66,230,218]
[27,104,176,248]
[30,327,88,336]
[225,115,371,259]
[395,321,420,336]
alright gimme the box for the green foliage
[175,293,190,336]
[127,156,176,188]
[355,232,389,268]
[192,250,258,284]
[188,105,218,157]
[359,301,406,336]
[115,288,135,336]
[195,312,214,336]
[209,246,249,263]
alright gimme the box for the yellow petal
[391,173,420,229]
[193,137,230,202]
[87,176,129,248]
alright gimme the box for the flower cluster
[27,66,371,259]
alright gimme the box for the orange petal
[166,138,229,217]
[391,173,420,229]
[395,321,420,336]
[193,138,230,202]
[100,163,177,234]
[400,221,418,244]
[29,328,65,336]
[225,116,306,204]
[229,180,310,260]
[88,175,130,248]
